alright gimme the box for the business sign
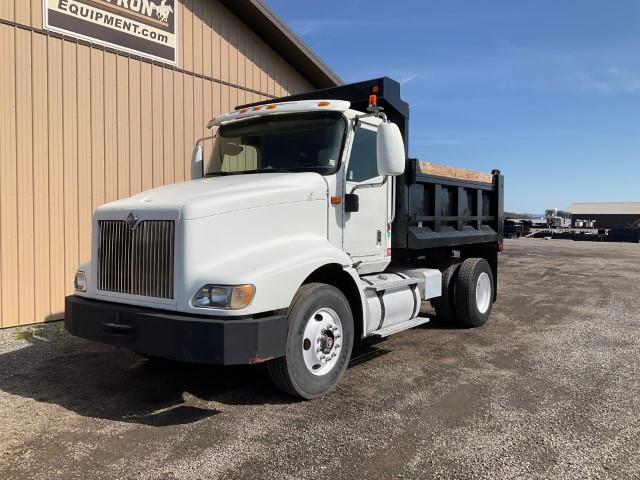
[44,0,177,64]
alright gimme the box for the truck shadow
[0,323,394,427]
[0,323,297,427]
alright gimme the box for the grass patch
[14,326,37,342]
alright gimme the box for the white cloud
[289,19,375,37]
[399,74,419,85]
[566,66,640,94]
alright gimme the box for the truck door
[343,123,389,267]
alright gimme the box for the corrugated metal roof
[569,202,640,215]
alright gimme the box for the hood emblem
[126,212,139,230]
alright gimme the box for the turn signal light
[192,284,256,310]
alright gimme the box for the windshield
[205,112,346,176]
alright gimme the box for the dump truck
[65,78,504,399]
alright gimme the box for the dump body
[393,160,504,251]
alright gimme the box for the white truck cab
[66,78,504,398]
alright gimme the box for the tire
[431,259,461,324]
[267,283,354,399]
[454,258,494,328]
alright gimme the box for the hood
[98,172,328,220]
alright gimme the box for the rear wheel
[454,258,494,328]
[431,259,462,324]
[267,283,354,399]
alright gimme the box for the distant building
[568,203,640,229]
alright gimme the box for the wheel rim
[302,308,343,376]
[475,272,492,314]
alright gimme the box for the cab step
[369,316,430,338]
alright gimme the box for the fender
[342,265,370,340]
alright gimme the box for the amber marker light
[239,108,249,113]
[252,106,262,111]
[229,284,256,310]
[317,101,331,107]
[266,104,277,110]
[330,195,342,205]
[369,94,378,106]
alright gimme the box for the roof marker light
[266,104,277,110]
[317,101,331,107]
[252,106,262,111]
[239,108,249,113]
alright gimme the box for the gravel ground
[1,238,639,479]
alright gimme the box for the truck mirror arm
[192,135,216,179]
[349,175,389,194]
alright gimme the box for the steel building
[0,0,340,328]
[569,203,640,229]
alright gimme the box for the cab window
[347,128,378,182]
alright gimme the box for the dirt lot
[1,238,639,479]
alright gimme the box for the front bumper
[65,295,288,365]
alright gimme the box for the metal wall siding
[32,33,51,323]
[128,58,143,194]
[117,55,131,199]
[0,0,313,327]
[0,25,18,327]
[62,39,80,322]
[16,28,36,327]
[47,36,66,319]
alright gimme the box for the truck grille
[97,220,175,299]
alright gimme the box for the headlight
[74,271,87,292]
[192,284,255,310]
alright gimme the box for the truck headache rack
[238,77,410,151]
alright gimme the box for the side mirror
[377,122,406,176]
[191,142,203,179]
[344,193,360,213]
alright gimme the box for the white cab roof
[207,99,351,128]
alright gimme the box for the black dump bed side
[393,161,504,251]
[238,77,504,252]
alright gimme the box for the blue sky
[267,0,640,213]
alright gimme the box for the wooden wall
[0,0,314,328]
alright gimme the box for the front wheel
[267,283,354,399]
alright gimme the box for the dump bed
[392,161,504,251]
